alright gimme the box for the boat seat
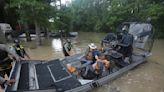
[106,51,129,68]
[35,63,55,89]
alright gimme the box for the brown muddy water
[23,32,106,60]
[1,32,164,92]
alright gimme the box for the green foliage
[63,0,164,38]
[6,0,164,37]
[8,0,54,28]
[52,5,72,32]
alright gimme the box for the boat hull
[5,53,147,92]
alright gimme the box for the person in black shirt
[117,25,134,63]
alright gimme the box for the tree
[9,0,164,39]
[68,0,164,37]
[9,0,54,45]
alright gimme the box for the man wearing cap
[86,43,99,64]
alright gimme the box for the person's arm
[95,55,99,60]
[0,76,15,86]
[94,51,99,60]
[0,44,21,61]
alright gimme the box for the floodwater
[25,32,106,60]
[1,32,164,92]
[27,32,164,92]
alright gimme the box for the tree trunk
[24,23,31,41]
[45,28,50,39]
[35,21,42,46]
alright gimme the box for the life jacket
[13,44,25,58]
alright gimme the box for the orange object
[67,64,76,73]
[102,60,110,69]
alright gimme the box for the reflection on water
[24,38,64,60]
[26,32,106,60]
[52,39,62,51]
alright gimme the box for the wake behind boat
[5,22,154,92]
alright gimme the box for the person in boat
[11,39,30,59]
[85,43,99,64]
[97,53,110,70]
[63,39,73,56]
[91,53,110,77]
[66,61,104,80]
[0,43,21,78]
[66,64,98,80]
[80,51,94,65]
[66,54,110,80]
[117,24,134,63]
[0,75,15,88]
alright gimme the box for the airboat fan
[102,22,155,56]
[127,22,154,54]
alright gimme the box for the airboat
[5,22,154,92]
